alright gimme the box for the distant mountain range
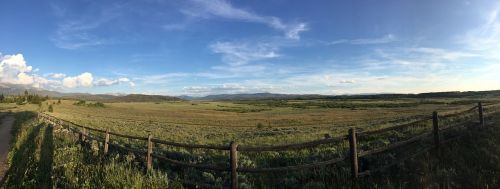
[182,90,500,101]
[1,83,500,102]
[190,93,326,100]
[0,84,180,102]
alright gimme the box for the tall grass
[2,112,173,189]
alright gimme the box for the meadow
[38,97,499,145]
[2,96,500,188]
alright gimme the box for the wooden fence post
[104,129,110,155]
[147,134,153,171]
[230,141,238,189]
[348,128,358,179]
[478,102,484,127]
[82,128,87,143]
[432,111,440,147]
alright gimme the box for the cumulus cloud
[46,73,67,78]
[0,54,35,85]
[62,72,94,88]
[0,53,137,91]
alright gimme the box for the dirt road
[0,115,14,183]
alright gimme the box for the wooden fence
[37,102,500,188]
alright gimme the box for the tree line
[0,90,49,105]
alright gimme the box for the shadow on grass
[39,125,54,188]
[1,111,54,189]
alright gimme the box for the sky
[0,0,499,96]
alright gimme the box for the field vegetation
[36,97,500,145]
[1,93,500,188]
[2,111,173,188]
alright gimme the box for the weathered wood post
[478,102,484,127]
[104,129,110,154]
[82,128,87,143]
[348,128,358,179]
[230,141,238,189]
[432,111,440,147]
[147,134,153,171]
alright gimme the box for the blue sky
[0,0,499,96]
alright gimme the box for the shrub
[256,122,264,129]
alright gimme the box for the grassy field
[1,96,500,188]
[1,99,500,188]
[33,97,500,145]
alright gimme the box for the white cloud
[461,4,500,60]
[62,72,94,88]
[46,73,67,79]
[328,34,397,45]
[184,0,308,39]
[210,41,280,66]
[51,4,122,49]
[285,23,308,40]
[0,54,35,85]
[339,80,356,84]
[95,77,135,87]
[408,48,478,61]
[183,83,276,95]
[0,53,140,91]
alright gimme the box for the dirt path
[0,115,14,183]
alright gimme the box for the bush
[74,100,86,106]
[256,122,264,129]
[48,105,53,112]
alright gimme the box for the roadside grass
[2,111,173,189]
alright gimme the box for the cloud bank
[0,53,135,90]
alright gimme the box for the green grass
[356,112,500,188]
[36,97,499,145]
[2,111,173,189]
[2,97,500,188]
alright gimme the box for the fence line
[38,102,499,188]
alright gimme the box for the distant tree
[57,99,61,104]
[0,94,4,102]
[48,105,53,112]
[30,95,41,104]
[94,102,105,107]
[16,95,24,105]
[74,100,86,106]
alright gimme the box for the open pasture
[41,97,499,145]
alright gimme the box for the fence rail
[38,102,499,189]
